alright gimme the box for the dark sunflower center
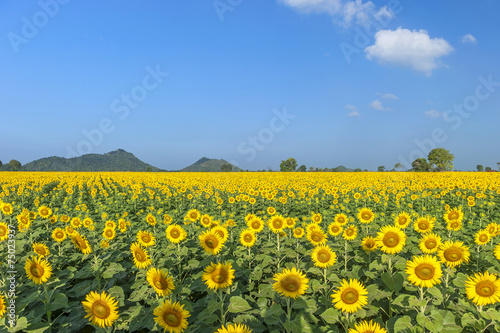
[444,248,462,262]
[244,234,253,242]
[36,247,46,255]
[425,240,437,249]
[341,289,358,304]
[273,220,283,229]
[215,231,225,239]
[317,251,330,263]
[383,232,399,247]
[163,311,181,326]
[418,222,429,230]
[0,227,6,236]
[450,222,459,229]
[332,227,340,233]
[212,270,227,283]
[171,230,180,238]
[56,232,63,238]
[449,212,459,220]
[30,265,43,277]
[346,229,354,236]
[142,235,151,242]
[311,232,322,242]
[365,241,375,248]
[205,236,218,249]
[338,217,345,223]
[251,221,260,229]
[135,250,145,262]
[476,282,495,297]
[415,264,434,280]
[479,234,488,242]
[282,276,300,292]
[399,217,407,224]
[92,301,110,319]
[154,277,167,290]
[362,213,371,220]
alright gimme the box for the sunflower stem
[419,286,426,315]
[344,240,348,274]
[286,297,292,332]
[43,283,52,333]
[219,288,226,326]
[323,267,328,285]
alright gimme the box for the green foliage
[428,148,454,171]
[221,163,233,172]
[297,165,307,172]
[280,158,298,172]
[476,165,484,172]
[412,158,431,172]
[395,163,404,171]
[8,159,22,171]
[182,157,241,172]
[378,166,386,172]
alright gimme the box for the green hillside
[22,149,162,172]
[181,157,241,172]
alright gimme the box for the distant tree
[297,165,307,172]
[395,163,404,171]
[0,160,2,168]
[486,166,492,171]
[390,168,396,172]
[8,159,22,171]
[309,167,314,171]
[411,158,431,172]
[280,158,298,172]
[476,165,484,172]
[221,163,232,172]
[428,148,454,171]
[497,162,500,171]
[145,166,152,172]
[377,166,385,172]
[354,168,362,172]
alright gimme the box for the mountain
[22,149,163,172]
[333,165,353,172]
[181,157,242,172]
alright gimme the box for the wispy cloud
[461,34,477,44]
[345,104,360,117]
[370,99,390,111]
[365,28,453,76]
[424,109,442,118]
[277,0,393,27]
[379,93,398,100]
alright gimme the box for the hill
[22,149,162,172]
[181,157,242,172]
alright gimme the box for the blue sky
[1,0,499,171]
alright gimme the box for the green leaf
[108,286,125,306]
[394,316,412,333]
[453,273,468,288]
[320,308,340,324]
[228,296,252,313]
[49,293,68,312]
[25,322,50,333]
[381,272,404,292]
[102,262,125,279]
[427,310,460,333]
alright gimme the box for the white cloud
[461,34,477,44]
[346,111,360,117]
[364,28,454,76]
[345,104,357,111]
[278,0,392,27]
[424,109,441,118]
[370,99,389,111]
[344,105,360,117]
[379,93,398,100]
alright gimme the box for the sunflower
[185,209,200,222]
[212,226,229,243]
[414,216,435,234]
[25,256,52,284]
[342,225,358,241]
[32,242,50,257]
[70,217,82,229]
[137,230,156,247]
[147,267,175,296]
[348,320,388,333]
[405,255,442,288]
[100,240,110,248]
[334,213,348,226]
[38,206,52,218]
[60,214,70,223]
[154,300,190,333]
[486,223,500,237]
[376,225,406,254]
[465,271,500,306]
[307,228,328,246]
[82,290,119,328]
[361,236,377,252]
[50,228,65,243]
[240,229,257,247]
[267,207,276,215]
[202,262,235,290]
[394,212,412,229]
[146,213,157,226]
[166,225,187,244]
[105,220,116,229]
[475,230,491,246]
[200,214,212,228]
[438,241,470,268]
[357,207,376,224]
[0,293,5,317]
[0,222,9,241]
[70,233,92,255]
[216,323,253,333]
[102,227,116,241]
[293,227,305,238]
[331,279,368,313]
[1,203,13,215]
[247,217,265,233]
[130,242,152,269]
[446,220,462,232]
[311,213,322,224]
[268,215,286,233]
[311,245,337,268]
[118,219,127,232]
[199,230,224,255]
[273,267,309,299]
[443,207,464,224]
[328,222,343,236]
[495,243,500,261]
[419,233,442,254]
[17,214,30,225]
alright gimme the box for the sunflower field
[1,172,500,333]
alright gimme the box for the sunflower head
[311,245,337,268]
[331,279,368,313]
[202,262,235,290]
[465,271,500,306]
[25,256,52,284]
[334,213,348,226]
[247,217,264,233]
[82,290,119,328]
[361,236,378,252]
[199,230,225,255]
[32,242,50,257]
[216,323,253,333]
[357,208,376,224]
[342,225,358,241]
[394,212,411,229]
[293,227,305,239]
[348,320,388,333]
[166,225,187,244]
[268,215,286,233]
[405,255,443,288]
[438,241,470,268]
[137,230,156,247]
[147,267,175,296]
[414,216,435,234]
[419,233,442,254]
[328,222,343,236]
[240,229,257,248]
[273,267,309,299]
[307,228,328,246]
[376,225,406,254]
[130,242,152,269]
[475,230,491,246]
[153,300,190,333]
